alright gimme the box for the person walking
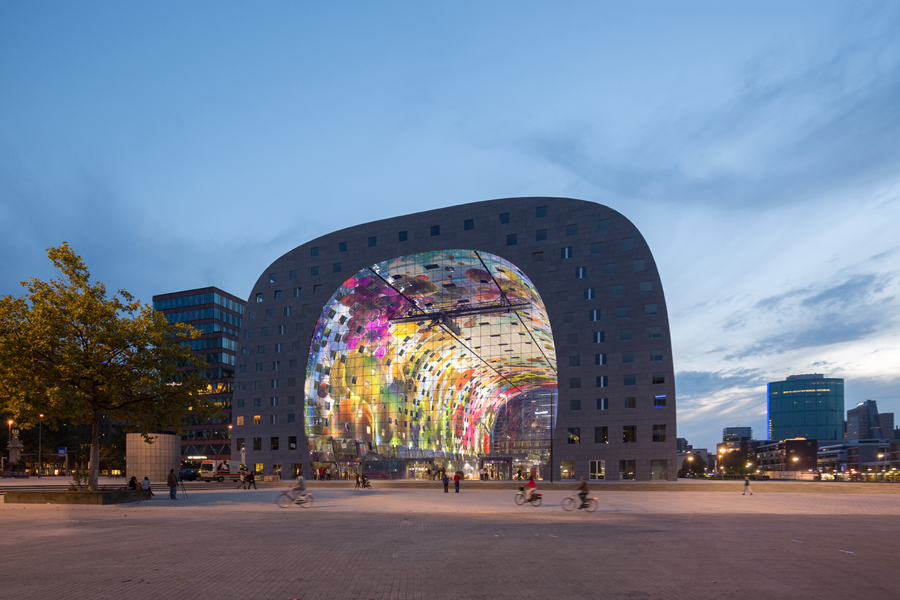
[442,473,449,493]
[167,469,179,500]
[237,472,246,489]
[743,475,753,495]
[354,471,360,489]
[246,471,257,489]
[453,471,461,493]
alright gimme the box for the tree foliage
[0,243,218,490]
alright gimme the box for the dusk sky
[2,2,898,451]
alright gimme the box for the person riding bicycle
[576,477,589,509]
[292,473,307,503]
[360,473,369,489]
[524,476,536,502]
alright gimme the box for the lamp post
[792,456,800,480]
[719,448,726,480]
[38,414,43,478]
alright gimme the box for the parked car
[179,468,200,481]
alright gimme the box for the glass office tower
[767,374,844,442]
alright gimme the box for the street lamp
[38,414,43,478]
[719,448,726,480]
[792,456,800,480]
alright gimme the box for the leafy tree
[0,243,218,490]
[679,452,708,477]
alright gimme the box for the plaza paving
[1,481,897,600]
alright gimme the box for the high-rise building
[846,400,895,440]
[723,426,752,441]
[152,287,245,467]
[767,374,844,442]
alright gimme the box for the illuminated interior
[304,249,557,460]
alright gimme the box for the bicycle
[561,493,598,512]
[514,488,543,507]
[276,489,314,508]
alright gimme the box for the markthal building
[231,198,677,481]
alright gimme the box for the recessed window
[648,327,661,339]
[584,288,595,300]
[604,264,615,276]
[620,330,632,341]
[271,379,279,389]
[273,290,281,300]
[257,345,266,354]
[499,212,510,224]
[239,364,247,373]
[310,247,319,257]
[253,398,262,407]
[284,306,291,317]
[255,362,264,372]
[654,395,667,407]
[563,312,574,324]
[622,351,634,363]
[617,307,628,319]
[621,238,633,250]
[569,355,581,367]
[612,285,624,297]
[399,231,408,242]
[575,267,587,279]
[593,331,605,343]
[464,219,474,231]
[591,243,602,255]
[310,266,319,276]
[431,225,440,236]
[537,206,547,218]
[339,241,347,252]
[287,413,296,424]
[569,378,581,389]
[567,334,579,345]
[270,396,278,406]
[275,343,282,353]
[270,436,279,449]
[245,330,252,339]
[623,426,637,443]
[253,437,261,450]
[589,309,600,321]
[255,293,263,303]
[595,353,607,365]
[570,399,582,411]
[249,312,256,321]
[650,349,663,362]
[533,251,544,262]
[633,259,646,272]
[596,375,608,388]
[567,224,578,236]
[253,416,261,426]
[536,229,547,241]
[272,361,280,371]
[269,273,277,283]
[625,396,636,409]
[561,247,573,259]
[595,427,608,444]
[293,287,301,297]
[242,348,250,356]
[266,309,273,319]
[645,304,657,316]
[289,270,297,280]
[597,398,609,410]
[261,327,269,337]
[624,374,636,386]
[653,424,666,442]
[652,373,665,385]
[236,416,244,425]
[333,263,341,273]
[598,218,610,231]
[237,398,245,408]
[368,236,377,247]
[567,428,581,444]
[288,435,297,449]
[640,281,652,293]
[507,234,517,246]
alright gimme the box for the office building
[846,400,895,440]
[767,374,843,442]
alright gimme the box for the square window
[284,307,291,317]
[654,395,667,408]
[561,247,573,259]
[269,273,277,283]
[567,428,581,444]
[604,264,616,276]
[270,436,279,450]
[623,426,637,443]
[624,374,636,386]
[593,331,605,343]
[536,229,547,241]
[310,266,319,276]
[254,398,262,407]
[621,238,633,250]
[648,327,661,339]
[287,413,296,424]
[595,427,608,444]
[570,399,582,410]
[536,206,547,218]
[499,212,510,224]
[622,351,634,363]
[620,330,632,341]
[261,327,269,337]
[368,236,377,247]
[287,396,296,405]
[589,309,600,321]
[236,438,245,451]
[575,267,587,279]
[431,225,440,236]
[278,325,286,334]
[652,373,665,385]
[237,399,245,408]
[339,241,347,252]
[653,424,667,442]
[333,263,341,273]
[271,379,279,388]
[239,365,247,374]
[464,219,474,231]
[620,459,636,480]
[270,396,278,406]
[567,334,579,345]
[399,231,408,242]
[617,307,628,319]
[236,416,244,426]
[567,224,578,236]
[640,281,652,293]
[273,290,281,300]
[569,378,581,389]
[293,287,301,297]
[253,416,261,426]
[612,284,624,297]
[289,270,297,280]
[597,398,609,410]
[595,353,607,365]
[313,285,320,294]
[563,312,574,324]
[249,312,256,321]
[253,437,262,450]
[584,288,595,300]
[266,309,273,319]
[532,251,544,262]
[625,396,636,409]
[310,247,319,257]
[255,293,263,303]
[272,361,280,371]
[645,304,658,316]
[258,345,266,354]
[255,362,263,372]
[650,349,663,362]
[598,218,610,231]
[289,360,297,369]
[591,242,602,255]
[596,375,608,388]
[568,355,581,367]
[633,259,646,272]
[288,436,297,450]
[507,234,517,246]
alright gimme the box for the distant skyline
[2,2,898,451]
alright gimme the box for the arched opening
[304,250,557,480]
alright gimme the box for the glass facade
[767,376,844,441]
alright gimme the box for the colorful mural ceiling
[304,250,558,456]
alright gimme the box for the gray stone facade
[231,197,677,480]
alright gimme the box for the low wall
[4,490,151,504]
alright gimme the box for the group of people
[441,471,462,493]
[124,469,181,500]
[353,472,369,489]
[237,471,258,489]
[522,476,591,509]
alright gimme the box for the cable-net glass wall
[304,250,557,465]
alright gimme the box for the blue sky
[2,2,898,451]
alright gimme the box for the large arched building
[231,198,677,481]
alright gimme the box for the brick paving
[1,484,897,600]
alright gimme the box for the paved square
[2,482,897,599]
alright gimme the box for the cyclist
[575,477,589,509]
[292,472,308,503]
[523,476,536,502]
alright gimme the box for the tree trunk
[89,418,100,491]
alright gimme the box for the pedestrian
[454,471,461,493]
[442,473,449,493]
[141,476,154,497]
[354,471,360,489]
[237,472,246,489]
[743,475,753,495]
[247,471,257,489]
[167,469,178,500]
